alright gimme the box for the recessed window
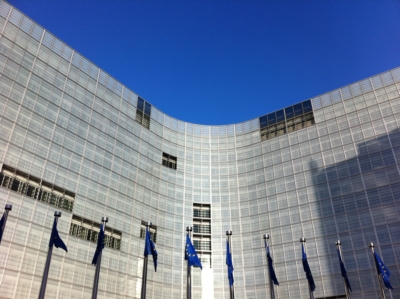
[259,100,315,141]
[162,152,177,170]
[140,221,157,243]
[0,164,75,212]
[193,203,211,267]
[69,215,122,250]
[136,97,151,129]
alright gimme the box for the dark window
[260,100,314,142]
[294,103,303,116]
[140,221,157,243]
[276,109,285,122]
[137,97,145,111]
[303,100,312,113]
[193,203,211,267]
[193,239,211,251]
[259,115,267,128]
[144,102,151,116]
[162,153,177,170]
[267,112,276,125]
[0,164,75,212]
[69,215,122,250]
[285,106,294,119]
[136,97,151,129]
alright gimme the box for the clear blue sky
[8,0,400,125]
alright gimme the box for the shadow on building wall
[311,128,400,298]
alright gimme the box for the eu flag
[49,218,68,252]
[266,243,279,285]
[337,249,352,292]
[226,240,234,286]
[185,234,202,269]
[302,244,315,291]
[0,214,5,243]
[144,229,158,271]
[374,251,393,290]
[92,224,105,265]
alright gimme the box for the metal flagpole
[300,238,314,299]
[369,243,386,299]
[264,234,275,299]
[336,241,351,299]
[141,222,151,299]
[226,230,234,299]
[38,211,61,299]
[91,216,108,299]
[186,226,192,299]
[0,204,12,243]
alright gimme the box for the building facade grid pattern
[0,1,399,298]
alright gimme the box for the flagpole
[264,234,276,299]
[0,204,12,243]
[141,222,151,299]
[369,243,386,299]
[336,241,351,299]
[300,238,314,299]
[38,211,61,299]
[226,230,234,299]
[186,226,192,299]
[91,216,108,299]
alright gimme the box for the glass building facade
[0,1,399,298]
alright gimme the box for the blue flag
[144,229,158,271]
[374,251,393,290]
[337,249,352,292]
[185,234,202,269]
[92,224,105,265]
[266,243,279,285]
[226,240,234,286]
[302,244,315,291]
[0,213,5,243]
[49,218,68,252]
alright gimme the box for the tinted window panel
[259,116,267,128]
[276,110,285,122]
[285,107,294,119]
[267,113,276,125]
[294,103,303,116]
[137,97,144,111]
[302,100,312,112]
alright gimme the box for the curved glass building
[0,1,399,298]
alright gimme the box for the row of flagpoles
[260,235,393,299]
[0,205,395,299]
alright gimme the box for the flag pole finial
[102,217,108,223]
[336,240,341,246]
[263,234,270,240]
[54,211,61,217]
[226,230,232,236]
[5,204,12,211]
[186,226,192,232]
[300,237,306,243]
[369,242,374,248]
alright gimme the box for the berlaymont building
[0,1,399,298]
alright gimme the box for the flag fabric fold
[92,224,105,265]
[0,213,5,243]
[144,229,158,271]
[49,218,68,252]
[185,234,202,269]
[226,240,234,286]
[266,243,279,286]
[301,244,315,291]
[337,249,352,292]
[374,251,393,290]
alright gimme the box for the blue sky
[8,0,400,125]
